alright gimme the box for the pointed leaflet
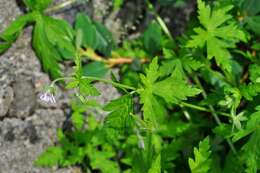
[103,94,133,130]
[138,58,201,127]
[148,154,161,173]
[79,78,100,96]
[187,0,246,72]
[0,13,34,54]
[232,109,260,173]
[160,49,203,78]
[23,0,53,11]
[33,16,62,78]
[143,22,162,55]
[189,137,212,173]
[94,21,115,56]
[43,16,75,59]
[35,146,63,167]
[75,13,98,50]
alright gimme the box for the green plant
[1,0,260,172]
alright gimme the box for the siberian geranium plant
[1,0,260,172]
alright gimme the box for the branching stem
[181,102,230,117]
[193,75,237,154]
[51,76,136,91]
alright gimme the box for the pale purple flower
[39,91,56,104]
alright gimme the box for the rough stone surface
[0,0,121,172]
[9,77,36,118]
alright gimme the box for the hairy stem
[82,76,136,91]
[193,75,237,154]
[51,76,136,91]
[146,0,174,41]
[181,102,230,117]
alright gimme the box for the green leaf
[241,129,260,173]
[72,112,85,130]
[143,22,162,55]
[23,0,53,11]
[113,0,124,9]
[148,154,161,173]
[75,13,98,49]
[138,58,200,127]
[94,21,115,56]
[249,64,260,83]
[247,16,260,35]
[66,79,80,89]
[240,83,260,100]
[79,78,100,96]
[232,110,260,142]
[0,13,34,54]
[187,0,247,72]
[189,137,212,173]
[241,0,260,16]
[43,16,75,59]
[86,145,120,173]
[83,62,108,78]
[35,146,63,167]
[103,94,134,130]
[160,49,203,77]
[33,17,62,78]
[74,13,115,56]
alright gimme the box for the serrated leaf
[94,21,115,56]
[33,17,62,78]
[240,83,260,100]
[0,13,34,54]
[187,0,246,72]
[241,0,260,16]
[75,13,98,49]
[247,16,260,35]
[241,129,260,173]
[188,137,212,173]
[249,64,260,83]
[148,154,161,173]
[72,112,85,130]
[43,16,75,59]
[35,146,63,167]
[104,94,134,130]
[138,58,200,127]
[143,22,162,55]
[23,0,53,11]
[86,145,120,173]
[83,61,108,78]
[66,80,79,89]
[79,78,100,96]
[232,110,260,142]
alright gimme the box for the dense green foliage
[1,0,260,172]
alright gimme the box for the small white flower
[39,91,56,104]
[138,138,145,149]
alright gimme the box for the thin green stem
[45,0,78,14]
[193,75,237,154]
[181,102,230,117]
[146,0,174,40]
[50,76,136,91]
[82,76,136,91]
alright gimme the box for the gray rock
[0,87,14,118]
[0,109,82,173]
[0,0,123,172]
[9,77,36,118]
